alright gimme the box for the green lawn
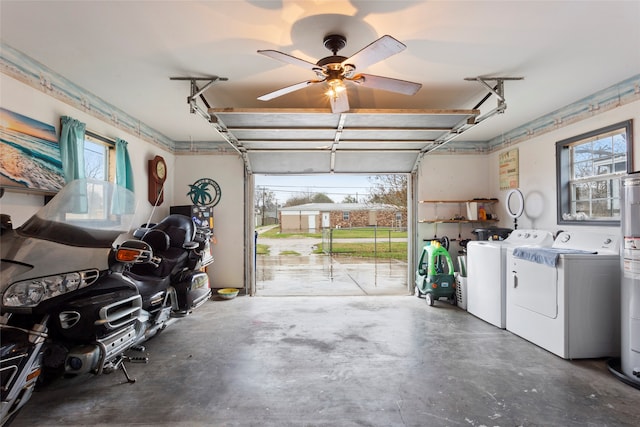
[256,243,270,255]
[317,241,408,261]
[257,226,408,261]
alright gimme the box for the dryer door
[511,258,558,319]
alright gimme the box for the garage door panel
[248,151,330,174]
[333,151,419,173]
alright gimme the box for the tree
[284,190,334,207]
[366,175,407,210]
[255,187,277,225]
[311,193,333,203]
[255,187,277,210]
[342,195,358,203]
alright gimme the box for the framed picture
[0,107,64,193]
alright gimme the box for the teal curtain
[59,116,86,183]
[115,138,134,191]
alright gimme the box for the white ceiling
[1,1,639,174]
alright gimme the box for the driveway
[255,234,409,296]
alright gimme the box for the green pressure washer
[415,240,456,306]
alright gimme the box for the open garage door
[210,108,479,175]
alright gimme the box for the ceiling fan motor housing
[323,34,347,54]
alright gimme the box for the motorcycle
[118,213,213,347]
[0,179,212,426]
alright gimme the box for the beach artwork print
[0,108,64,192]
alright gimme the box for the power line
[258,184,373,190]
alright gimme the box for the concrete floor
[257,255,408,296]
[255,236,409,296]
[12,295,640,427]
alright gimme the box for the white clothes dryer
[467,229,554,328]
[506,230,621,359]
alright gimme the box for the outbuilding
[279,203,405,232]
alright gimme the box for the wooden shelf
[418,219,499,224]
[419,198,499,223]
[419,199,498,204]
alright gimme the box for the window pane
[573,182,591,201]
[592,137,612,160]
[572,142,593,162]
[575,201,590,214]
[84,139,107,180]
[573,161,593,179]
[591,200,614,217]
[614,157,627,172]
[591,179,611,199]
[613,133,627,154]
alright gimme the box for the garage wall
[414,98,639,255]
[173,154,245,289]
[416,154,489,242]
[0,74,173,227]
[488,99,640,234]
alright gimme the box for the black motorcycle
[118,214,213,347]
[0,179,212,426]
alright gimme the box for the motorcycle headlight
[2,269,100,308]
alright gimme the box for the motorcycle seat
[131,215,197,278]
[124,271,172,303]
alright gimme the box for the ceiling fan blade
[330,91,350,113]
[350,73,422,95]
[257,80,321,101]
[342,35,406,70]
[257,49,319,71]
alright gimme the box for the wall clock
[148,155,167,205]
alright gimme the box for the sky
[254,174,379,204]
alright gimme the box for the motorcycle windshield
[18,179,138,248]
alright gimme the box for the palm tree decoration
[187,178,221,207]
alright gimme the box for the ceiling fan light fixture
[325,78,346,99]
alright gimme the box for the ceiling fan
[257,34,422,113]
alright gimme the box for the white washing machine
[506,230,621,359]
[467,229,554,328]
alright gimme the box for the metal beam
[171,76,253,173]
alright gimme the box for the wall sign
[499,148,519,190]
[187,178,221,207]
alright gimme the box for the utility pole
[261,186,266,226]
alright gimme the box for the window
[556,120,633,225]
[84,131,115,181]
[342,211,350,220]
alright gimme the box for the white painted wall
[1,73,246,290]
[415,100,639,264]
[173,154,245,289]
[416,154,490,243]
[488,99,640,234]
[0,74,173,227]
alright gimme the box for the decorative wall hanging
[0,107,64,193]
[499,148,519,190]
[187,178,221,207]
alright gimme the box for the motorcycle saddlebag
[173,271,210,315]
